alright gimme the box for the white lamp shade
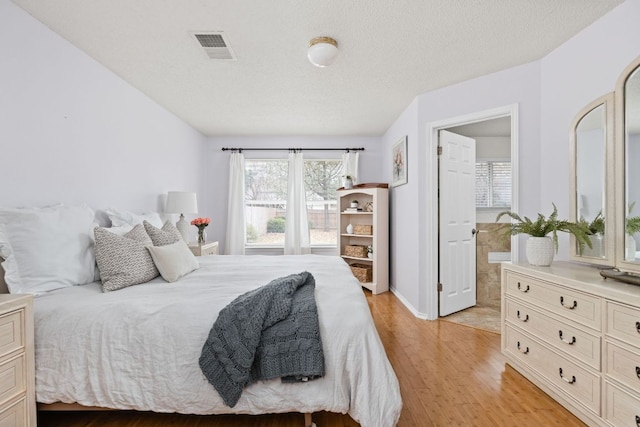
[308,37,339,68]
[165,191,198,214]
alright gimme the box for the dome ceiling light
[307,36,339,68]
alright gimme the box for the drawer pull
[517,282,530,292]
[517,341,529,354]
[636,321,640,334]
[636,415,639,427]
[558,330,576,345]
[636,366,640,380]
[558,368,576,384]
[559,296,577,310]
[516,310,529,322]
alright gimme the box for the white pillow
[106,208,163,228]
[147,241,199,282]
[105,225,134,236]
[0,204,97,294]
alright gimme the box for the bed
[0,252,402,426]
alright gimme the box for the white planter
[625,234,637,261]
[526,236,555,266]
[582,233,604,258]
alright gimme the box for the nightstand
[189,241,219,256]
[0,294,35,426]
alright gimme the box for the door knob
[471,228,477,236]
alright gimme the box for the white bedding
[34,255,402,427]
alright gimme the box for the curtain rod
[221,147,365,153]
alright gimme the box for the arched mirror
[569,93,614,266]
[616,55,640,272]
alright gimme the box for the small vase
[346,223,354,234]
[344,178,353,189]
[197,228,206,245]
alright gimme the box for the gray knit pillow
[94,224,159,292]
[143,220,183,246]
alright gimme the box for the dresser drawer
[505,271,601,331]
[506,298,601,370]
[505,325,601,414]
[0,397,26,427]
[605,340,640,392]
[607,301,640,348]
[604,381,640,427]
[0,311,23,359]
[0,355,25,405]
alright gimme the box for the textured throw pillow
[0,204,97,294]
[147,241,199,282]
[144,220,182,246]
[94,224,159,292]
[106,208,163,228]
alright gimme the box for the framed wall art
[391,136,407,187]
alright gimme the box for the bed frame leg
[304,412,316,427]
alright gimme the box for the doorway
[431,106,518,332]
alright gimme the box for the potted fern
[496,204,592,266]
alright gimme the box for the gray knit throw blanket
[199,271,325,407]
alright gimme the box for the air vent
[193,32,236,60]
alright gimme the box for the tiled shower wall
[476,223,511,308]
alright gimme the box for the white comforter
[34,255,402,427]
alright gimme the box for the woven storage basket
[353,224,373,235]
[350,263,372,283]
[345,245,368,258]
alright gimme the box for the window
[476,161,511,208]
[244,159,342,247]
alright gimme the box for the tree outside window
[244,159,342,247]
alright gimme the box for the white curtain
[341,151,360,184]
[284,151,311,255]
[225,152,246,255]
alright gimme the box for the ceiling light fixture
[307,36,339,68]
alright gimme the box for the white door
[438,130,477,316]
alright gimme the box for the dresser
[0,295,35,427]
[502,262,640,427]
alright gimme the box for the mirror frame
[569,93,615,266]
[615,54,640,273]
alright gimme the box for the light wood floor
[37,291,586,427]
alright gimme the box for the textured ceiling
[11,0,623,136]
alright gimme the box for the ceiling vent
[193,32,236,60]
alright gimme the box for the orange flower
[190,217,210,227]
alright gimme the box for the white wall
[380,99,420,310]
[0,0,207,234]
[476,137,510,160]
[204,136,383,253]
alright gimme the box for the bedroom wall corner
[381,61,542,320]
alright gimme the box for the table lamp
[165,191,198,242]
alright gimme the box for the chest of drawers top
[503,261,640,309]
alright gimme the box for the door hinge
[437,146,442,156]
[437,282,443,292]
